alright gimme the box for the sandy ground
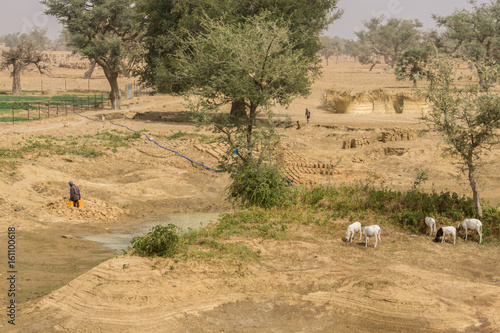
[0,58,499,332]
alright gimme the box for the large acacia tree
[176,14,321,169]
[422,57,500,217]
[43,0,145,109]
[139,0,341,97]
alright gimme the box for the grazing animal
[457,218,482,243]
[345,222,362,242]
[363,225,381,248]
[434,226,456,244]
[424,217,437,236]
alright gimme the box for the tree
[139,0,341,95]
[395,47,430,86]
[0,33,22,48]
[176,14,320,168]
[43,0,145,109]
[50,30,70,51]
[422,57,500,217]
[1,39,47,94]
[433,0,500,89]
[319,36,345,65]
[0,27,50,50]
[355,16,423,71]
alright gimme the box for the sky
[0,0,491,41]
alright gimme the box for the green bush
[390,210,425,233]
[131,224,180,257]
[228,162,291,208]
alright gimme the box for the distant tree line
[0,27,70,51]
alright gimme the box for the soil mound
[46,197,129,221]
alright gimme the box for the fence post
[27,103,30,122]
[73,97,75,112]
[87,96,90,111]
[48,102,50,118]
[38,103,41,120]
[94,94,97,109]
[65,99,67,116]
[56,100,59,116]
[12,104,14,124]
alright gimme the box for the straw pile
[321,89,429,114]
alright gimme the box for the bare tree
[1,40,47,94]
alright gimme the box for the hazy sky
[0,0,491,41]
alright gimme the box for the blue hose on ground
[75,112,224,172]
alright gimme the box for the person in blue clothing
[69,180,81,207]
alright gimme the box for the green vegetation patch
[129,184,499,262]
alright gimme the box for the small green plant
[122,264,129,269]
[131,224,180,257]
[411,170,428,191]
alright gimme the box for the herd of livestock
[344,218,483,248]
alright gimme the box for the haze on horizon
[0,0,491,42]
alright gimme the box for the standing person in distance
[305,108,311,124]
[69,180,81,207]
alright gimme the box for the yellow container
[66,201,73,207]
[78,200,84,208]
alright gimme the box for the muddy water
[83,212,222,251]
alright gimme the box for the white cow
[457,218,483,243]
[424,217,437,236]
[363,225,381,248]
[345,222,362,242]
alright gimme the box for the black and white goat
[434,226,456,244]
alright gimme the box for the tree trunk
[101,64,121,110]
[246,103,258,153]
[230,99,247,118]
[369,62,377,71]
[83,60,96,79]
[468,164,483,217]
[12,62,22,94]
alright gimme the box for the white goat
[363,225,381,248]
[424,217,437,236]
[345,222,362,242]
[434,226,456,244]
[457,218,483,243]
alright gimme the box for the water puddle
[83,212,222,251]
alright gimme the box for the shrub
[131,224,180,257]
[390,210,425,233]
[228,162,291,208]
